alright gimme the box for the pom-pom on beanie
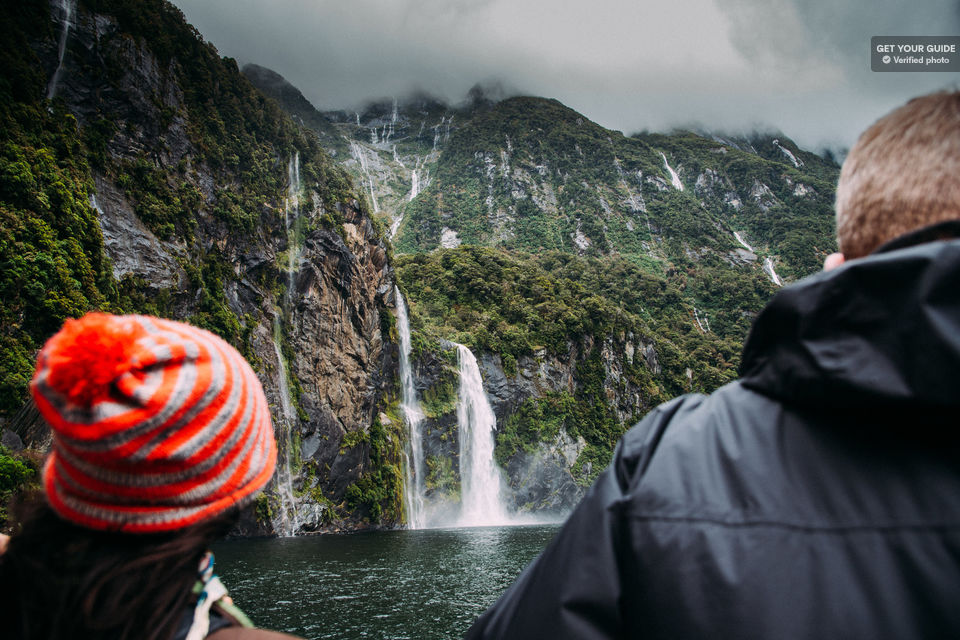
[30,313,277,533]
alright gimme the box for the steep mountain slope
[243,66,483,243]
[245,77,838,289]
[245,71,838,342]
[1,0,406,533]
[398,96,838,285]
[241,63,343,152]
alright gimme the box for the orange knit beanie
[30,313,277,533]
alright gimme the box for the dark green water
[212,524,560,639]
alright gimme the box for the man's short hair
[835,90,960,259]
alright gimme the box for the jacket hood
[740,234,960,408]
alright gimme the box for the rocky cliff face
[478,332,660,428]
[8,0,404,534]
[285,210,394,519]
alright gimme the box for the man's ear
[824,252,846,271]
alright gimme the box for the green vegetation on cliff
[397,245,760,481]
[0,446,41,530]
[397,246,742,391]
[345,412,406,524]
[378,96,838,484]
[0,0,363,420]
[0,104,115,413]
[394,96,837,284]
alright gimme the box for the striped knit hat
[30,313,277,533]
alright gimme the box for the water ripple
[213,525,558,640]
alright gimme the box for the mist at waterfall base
[214,525,559,639]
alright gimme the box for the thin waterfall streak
[763,257,783,287]
[271,318,299,537]
[272,153,302,537]
[660,152,684,191]
[47,0,76,101]
[396,287,426,529]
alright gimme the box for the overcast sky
[170,0,959,151]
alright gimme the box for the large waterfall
[395,288,427,529]
[46,0,76,101]
[455,344,511,527]
[394,297,514,528]
[272,152,302,536]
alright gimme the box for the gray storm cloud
[171,0,958,150]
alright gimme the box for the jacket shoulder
[612,392,709,492]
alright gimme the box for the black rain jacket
[465,231,960,639]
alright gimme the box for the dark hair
[0,492,239,640]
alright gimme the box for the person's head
[30,312,277,533]
[1,313,277,640]
[834,90,960,260]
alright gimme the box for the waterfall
[433,117,444,150]
[350,141,379,213]
[271,318,301,537]
[733,231,755,253]
[734,231,781,286]
[395,287,427,529]
[284,152,301,298]
[660,152,684,191]
[772,138,803,168]
[46,0,76,101]
[763,257,783,287]
[693,307,710,333]
[409,169,420,201]
[272,152,303,537]
[455,344,511,527]
[389,214,404,240]
[389,163,422,237]
[287,153,300,213]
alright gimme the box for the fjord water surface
[213,524,560,639]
